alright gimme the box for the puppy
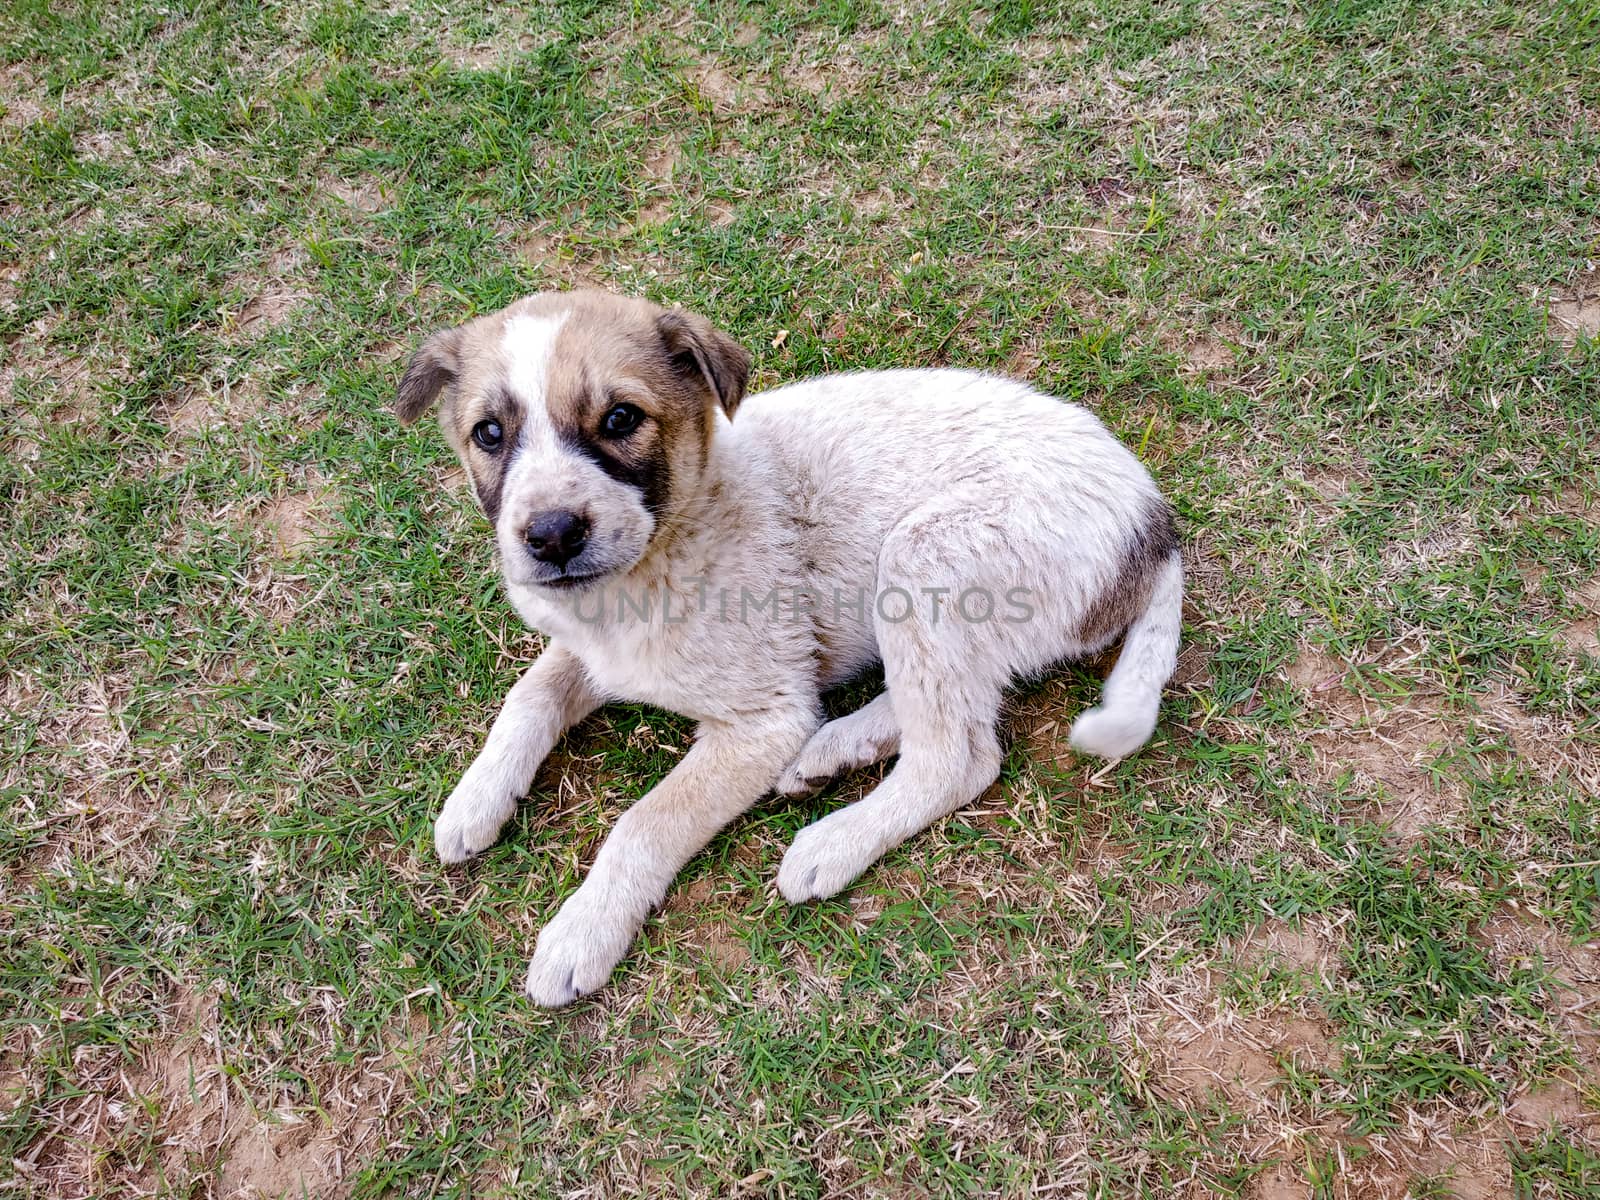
[395,290,1181,1007]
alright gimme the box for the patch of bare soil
[1285,644,1463,841]
[319,171,390,214]
[1339,1076,1600,1200]
[1247,1159,1307,1200]
[1128,960,1340,1191]
[0,671,178,888]
[9,977,450,1199]
[218,1119,337,1198]
[1342,1120,1509,1200]
[685,59,769,114]
[6,349,96,436]
[1560,570,1600,658]
[1183,334,1234,373]
[1136,938,1600,1198]
[1158,1013,1336,1104]
[1379,510,1478,576]
[620,1055,681,1108]
[1471,679,1600,797]
[0,67,44,129]
[444,43,502,69]
[259,485,328,560]
[1479,907,1600,1074]
[1235,916,1343,984]
[161,373,267,437]
[1549,268,1600,344]
[511,227,610,289]
[1299,464,1356,500]
[642,140,681,183]
[235,282,304,332]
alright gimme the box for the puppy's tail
[1068,548,1183,759]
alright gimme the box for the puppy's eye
[601,403,644,438]
[471,419,503,451]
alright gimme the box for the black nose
[523,509,589,568]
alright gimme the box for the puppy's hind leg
[775,692,900,797]
[778,499,1010,902]
[777,683,1002,903]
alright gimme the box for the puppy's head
[395,291,750,590]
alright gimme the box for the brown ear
[394,328,463,425]
[657,308,752,416]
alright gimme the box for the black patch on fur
[561,429,670,516]
[1078,498,1180,647]
[474,460,506,522]
[467,390,524,523]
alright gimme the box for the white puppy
[395,291,1181,1007]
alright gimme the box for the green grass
[2,0,1598,1196]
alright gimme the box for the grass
[1,0,1598,1195]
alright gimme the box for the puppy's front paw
[775,718,891,798]
[524,890,640,1008]
[433,763,520,864]
[775,759,839,799]
[777,810,880,904]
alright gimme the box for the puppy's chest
[524,575,817,720]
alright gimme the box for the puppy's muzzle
[523,509,590,569]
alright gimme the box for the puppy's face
[395,292,750,590]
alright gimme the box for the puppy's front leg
[434,645,603,863]
[525,710,815,1007]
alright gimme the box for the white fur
[434,363,1182,1006]
[502,313,567,420]
[1068,551,1183,758]
[492,311,657,589]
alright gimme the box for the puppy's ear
[394,328,463,425]
[657,308,752,417]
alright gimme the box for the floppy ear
[394,328,463,425]
[656,308,752,416]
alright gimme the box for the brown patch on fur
[394,327,462,427]
[397,293,750,534]
[1076,498,1180,647]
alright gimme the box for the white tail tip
[1068,706,1156,759]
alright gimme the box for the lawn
[2,0,1598,1196]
